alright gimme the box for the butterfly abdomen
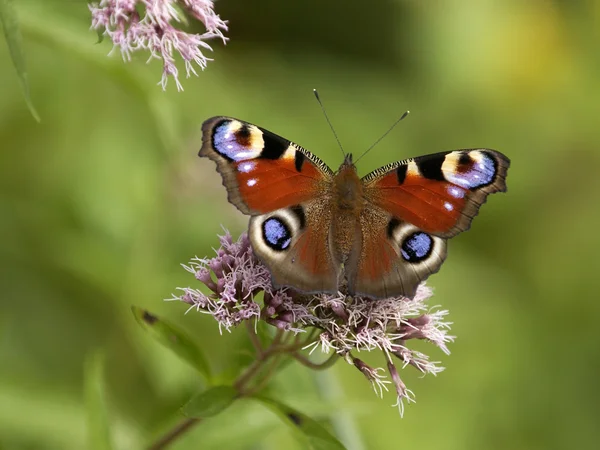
[329,162,366,293]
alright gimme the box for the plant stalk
[147,328,320,449]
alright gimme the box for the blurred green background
[2,0,600,449]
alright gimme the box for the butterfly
[199,117,510,299]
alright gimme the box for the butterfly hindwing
[362,149,510,238]
[248,200,339,294]
[353,207,447,299]
[200,117,333,215]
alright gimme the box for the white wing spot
[239,162,255,173]
[448,186,464,199]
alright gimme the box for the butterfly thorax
[333,155,364,213]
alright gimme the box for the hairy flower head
[171,231,455,416]
[89,0,228,90]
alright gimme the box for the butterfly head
[343,153,354,165]
[337,153,355,171]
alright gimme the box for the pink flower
[171,231,455,416]
[89,0,228,90]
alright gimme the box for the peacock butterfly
[199,116,510,299]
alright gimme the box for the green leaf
[0,0,40,122]
[131,306,211,381]
[254,396,347,450]
[182,386,238,418]
[84,351,114,450]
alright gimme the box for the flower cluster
[89,0,228,90]
[173,231,454,416]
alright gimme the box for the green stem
[147,418,200,450]
[292,351,339,370]
[147,328,323,449]
[245,320,264,355]
[233,329,284,391]
[243,354,284,396]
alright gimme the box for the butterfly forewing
[200,117,333,215]
[362,149,510,238]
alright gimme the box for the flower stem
[292,351,339,370]
[243,354,284,396]
[147,417,200,450]
[147,329,322,449]
[245,320,264,354]
[233,329,283,392]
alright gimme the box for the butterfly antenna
[354,110,410,164]
[313,89,345,157]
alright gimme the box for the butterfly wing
[362,149,510,238]
[351,149,509,298]
[353,206,448,298]
[200,117,339,292]
[248,200,340,294]
[200,117,334,215]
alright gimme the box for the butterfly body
[200,117,510,299]
[329,155,363,264]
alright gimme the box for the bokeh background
[2,0,600,449]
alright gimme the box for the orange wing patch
[368,170,469,234]
[233,157,326,213]
[293,225,333,276]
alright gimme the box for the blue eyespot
[401,232,433,262]
[446,152,496,189]
[262,217,292,251]
[213,121,260,161]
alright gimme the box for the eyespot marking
[235,124,252,146]
[262,217,292,251]
[401,232,433,262]
[458,152,472,166]
[445,151,497,189]
[290,205,306,229]
[387,217,401,239]
[213,120,263,161]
